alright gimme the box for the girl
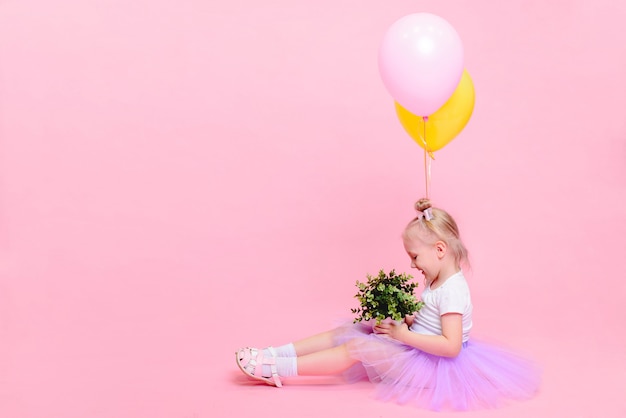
[235,198,540,411]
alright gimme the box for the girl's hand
[373,319,410,342]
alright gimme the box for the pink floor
[2,1,626,417]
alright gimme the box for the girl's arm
[374,313,463,358]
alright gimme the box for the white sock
[273,343,297,357]
[262,344,296,358]
[277,357,298,377]
[262,357,298,377]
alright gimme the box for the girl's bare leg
[291,329,340,356]
[296,344,357,375]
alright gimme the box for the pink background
[1,1,625,417]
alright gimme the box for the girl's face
[403,235,440,282]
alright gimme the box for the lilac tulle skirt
[334,322,541,411]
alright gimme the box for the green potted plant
[351,269,424,324]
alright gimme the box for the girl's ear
[435,241,447,259]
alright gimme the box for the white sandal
[235,346,282,387]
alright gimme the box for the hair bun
[414,198,432,212]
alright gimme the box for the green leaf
[351,268,424,323]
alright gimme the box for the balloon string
[424,149,432,199]
[422,117,431,198]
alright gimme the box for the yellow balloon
[395,70,475,152]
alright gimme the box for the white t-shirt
[410,271,473,342]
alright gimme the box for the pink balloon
[378,13,464,116]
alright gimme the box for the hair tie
[423,208,433,221]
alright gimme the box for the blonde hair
[402,198,469,269]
